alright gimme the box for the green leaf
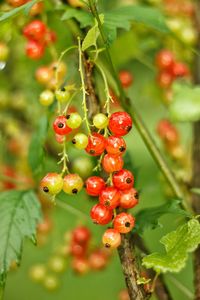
[0,0,39,22]
[134,200,188,234]
[103,5,169,44]
[169,83,200,122]
[0,190,42,277]
[28,115,48,175]
[82,15,104,51]
[61,8,93,28]
[142,219,200,273]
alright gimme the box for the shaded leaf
[61,7,93,27]
[134,200,188,234]
[0,190,41,277]
[142,219,200,273]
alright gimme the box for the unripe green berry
[48,256,66,273]
[29,264,46,282]
[39,90,54,106]
[55,88,70,103]
[43,275,59,291]
[93,113,108,129]
[63,173,83,195]
[0,43,9,62]
[66,113,82,129]
[72,133,88,149]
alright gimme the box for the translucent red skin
[70,243,87,257]
[157,119,179,146]
[23,20,47,41]
[157,71,173,89]
[90,204,113,225]
[119,70,133,88]
[156,50,175,70]
[99,186,121,210]
[53,116,72,135]
[26,40,45,60]
[113,212,135,234]
[85,133,106,156]
[85,176,106,196]
[102,154,124,173]
[72,226,91,245]
[119,188,139,209]
[108,112,132,136]
[171,62,189,78]
[102,229,121,248]
[105,136,126,156]
[88,250,107,270]
[112,169,134,190]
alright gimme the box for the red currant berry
[29,1,44,16]
[26,40,45,60]
[23,20,46,41]
[45,30,57,45]
[40,173,63,195]
[113,212,135,233]
[119,188,139,209]
[71,257,89,275]
[7,0,27,7]
[35,66,53,85]
[102,229,121,248]
[55,134,65,144]
[72,226,91,245]
[108,112,132,136]
[112,169,134,190]
[105,136,126,156]
[99,186,120,210]
[102,154,124,173]
[85,133,106,156]
[119,70,133,88]
[90,204,113,225]
[157,71,173,89]
[63,174,83,194]
[70,243,87,257]
[171,62,189,78]
[53,116,72,135]
[88,250,107,270]
[85,176,106,196]
[156,49,175,70]
[157,119,179,146]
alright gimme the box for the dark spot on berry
[53,66,57,71]
[72,139,76,144]
[89,149,95,155]
[135,192,139,199]
[58,122,64,128]
[105,243,111,248]
[119,146,126,152]
[105,113,109,117]
[43,186,49,193]
[61,87,66,92]
[66,114,70,119]
[104,200,110,207]
[113,171,118,175]
[126,178,132,184]
[126,125,132,132]
[125,222,131,228]
[72,188,78,194]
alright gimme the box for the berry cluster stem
[58,140,69,176]
[78,37,91,135]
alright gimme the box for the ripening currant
[53,115,72,135]
[72,133,89,149]
[93,113,108,129]
[157,71,173,89]
[113,212,135,234]
[66,113,82,129]
[45,30,57,46]
[156,49,175,70]
[90,204,113,225]
[40,173,63,195]
[6,0,27,7]
[99,186,121,210]
[55,134,65,144]
[63,174,83,194]
[26,40,45,60]
[119,188,139,209]
[0,43,9,62]
[35,66,53,85]
[23,20,47,41]
[71,257,89,275]
[72,226,91,245]
[105,136,126,156]
[171,62,189,78]
[55,88,70,103]
[102,154,124,173]
[108,112,132,136]
[85,176,106,196]
[157,119,179,146]
[88,249,108,270]
[85,133,106,156]
[102,228,121,248]
[112,169,134,190]
[39,90,54,106]
[70,242,87,257]
[119,70,133,88]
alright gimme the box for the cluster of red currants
[23,20,56,60]
[156,49,189,89]
[70,226,111,274]
[40,110,139,249]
